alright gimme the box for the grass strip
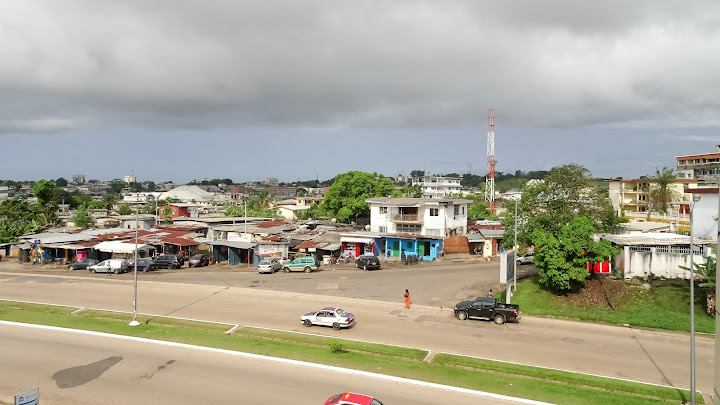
[0,301,702,404]
[434,353,702,404]
[236,327,428,360]
[505,277,715,334]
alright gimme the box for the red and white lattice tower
[484,109,496,213]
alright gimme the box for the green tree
[320,171,395,222]
[54,177,68,187]
[144,181,156,192]
[0,198,46,242]
[650,167,680,213]
[161,197,183,204]
[109,179,126,194]
[532,216,616,291]
[116,203,134,215]
[32,179,60,224]
[102,193,120,211]
[681,243,716,316]
[410,170,425,178]
[72,205,95,228]
[161,205,174,223]
[468,201,491,220]
[515,164,619,247]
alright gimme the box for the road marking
[0,320,552,405]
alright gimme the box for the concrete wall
[623,246,707,279]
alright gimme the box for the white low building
[365,197,470,237]
[601,233,712,280]
[412,176,462,198]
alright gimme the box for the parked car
[324,393,384,405]
[153,254,183,269]
[67,258,98,270]
[454,297,520,325]
[258,258,282,274]
[516,252,534,265]
[301,307,355,330]
[189,254,210,268]
[283,256,319,273]
[355,255,381,271]
[126,259,155,272]
[88,259,129,274]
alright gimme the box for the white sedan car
[257,258,282,273]
[301,307,356,330]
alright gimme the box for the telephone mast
[484,109,496,213]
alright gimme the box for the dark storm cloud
[0,0,719,134]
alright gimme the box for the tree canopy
[650,167,679,213]
[320,171,395,222]
[72,205,95,228]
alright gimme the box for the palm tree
[651,167,680,213]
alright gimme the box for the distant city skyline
[1,2,718,183]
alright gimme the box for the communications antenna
[484,109,496,213]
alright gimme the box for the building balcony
[392,214,423,223]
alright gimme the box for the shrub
[327,339,346,353]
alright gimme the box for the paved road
[0,322,511,405]
[0,268,714,397]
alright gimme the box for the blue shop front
[380,235,443,261]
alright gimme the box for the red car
[324,392,384,405]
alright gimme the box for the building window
[429,208,438,216]
[462,206,465,215]
[378,226,386,233]
[454,205,459,216]
[379,207,387,214]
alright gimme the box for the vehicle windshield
[191,255,203,260]
[335,309,347,316]
[259,260,270,265]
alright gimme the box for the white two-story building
[412,176,462,198]
[365,197,470,237]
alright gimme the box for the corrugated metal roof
[210,240,257,249]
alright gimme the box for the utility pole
[714,186,720,405]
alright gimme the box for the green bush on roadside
[327,338,346,353]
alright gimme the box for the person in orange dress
[404,289,410,309]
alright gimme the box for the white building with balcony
[677,144,720,183]
[412,176,462,198]
[365,197,470,237]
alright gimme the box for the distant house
[158,203,200,219]
[412,176,461,198]
[365,197,470,237]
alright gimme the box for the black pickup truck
[454,297,520,324]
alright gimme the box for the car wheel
[332,322,341,331]
[304,266,311,273]
[143,267,148,272]
[363,264,368,271]
[283,267,290,273]
[114,268,119,275]
[494,314,506,325]
[516,260,521,265]
[90,268,95,273]
[457,311,468,321]
[303,319,312,327]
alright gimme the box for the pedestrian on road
[401,250,406,265]
[404,289,410,308]
[488,289,494,298]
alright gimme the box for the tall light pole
[129,191,140,326]
[689,194,701,404]
[513,197,518,294]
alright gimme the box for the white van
[88,259,128,274]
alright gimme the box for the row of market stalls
[15,227,204,265]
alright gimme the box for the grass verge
[0,300,703,404]
[503,277,715,334]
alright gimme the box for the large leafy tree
[72,205,95,228]
[116,203,134,215]
[0,198,46,242]
[650,167,680,213]
[533,216,616,291]
[321,171,395,222]
[515,164,619,246]
[32,179,61,224]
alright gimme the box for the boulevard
[0,262,715,397]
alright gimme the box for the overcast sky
[1,1,718,183]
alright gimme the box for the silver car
[258,258,282,274]
[516,252,534,265]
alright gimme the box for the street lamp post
[513,198,518,294]
[689,194,700,404]
[129,192,140,326]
